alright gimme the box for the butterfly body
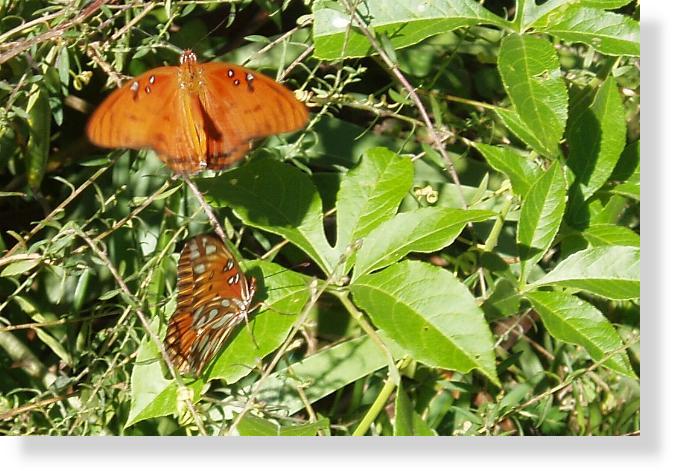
[87,50,308,173]
[165,234,256,375]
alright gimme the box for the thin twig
[501,336,640,420]
[333,289,400,385]
[242,16,313,69]
[110,1,157,41]
[1,162,114,260]
[338,0,467,208]
[0,311,118,332]
[281,45,314,81]
[227,277,327,434]
[0,391,79,422]
[75,229,207,434]
[71,180,174,256]
[0,0,108,65]
[181,175,228,245]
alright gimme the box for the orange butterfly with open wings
[87,50,308,174]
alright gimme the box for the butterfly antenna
[193,4,237,52]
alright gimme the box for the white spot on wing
[210,315,232,330]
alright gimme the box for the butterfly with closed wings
[164,234,256,376]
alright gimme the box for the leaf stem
[352,375,396,436]
[484,194,513,252]
[352,357,411,436]
[182,175,229,245]
[333,289,400,386]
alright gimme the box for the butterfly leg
[241,302,261,349]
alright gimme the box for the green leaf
[305,116,396,168]
[199,159,336,274]
[494,108,552,158]
[522,0,569,30]
[582,224,640,248]
[517,162,567,279]
[610,181,639,200]
[482,278,521,321]
[418,182,509,215]
[533,6,639,57]
[207,260,310,383]
[313,0,507,60]
[610,139,639,182]
[526,291,635,378]
[26,85,51,191]
[394,385,436,436]
[567,76,626,201]
[236,413,329,436]
[351,260,499,385]
[523,0,634,30]
[126,315,204,428]
[1,257,41,277]
[253,334,406,416]
[335,147,413,260]
[583,0,635,8]
[474,143,541,197]
[56,46,70,89]
[352,208,494,279]
[528,246,639,300]
[14,296,72,366]
[498,34,568,157]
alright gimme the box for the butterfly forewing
[164,235,255,375]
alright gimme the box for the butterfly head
[179,49,198,65]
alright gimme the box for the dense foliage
[0,0,639,436]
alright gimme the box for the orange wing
[164,235,256,376]
[199,63,309,170]
[86,67,206,172]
